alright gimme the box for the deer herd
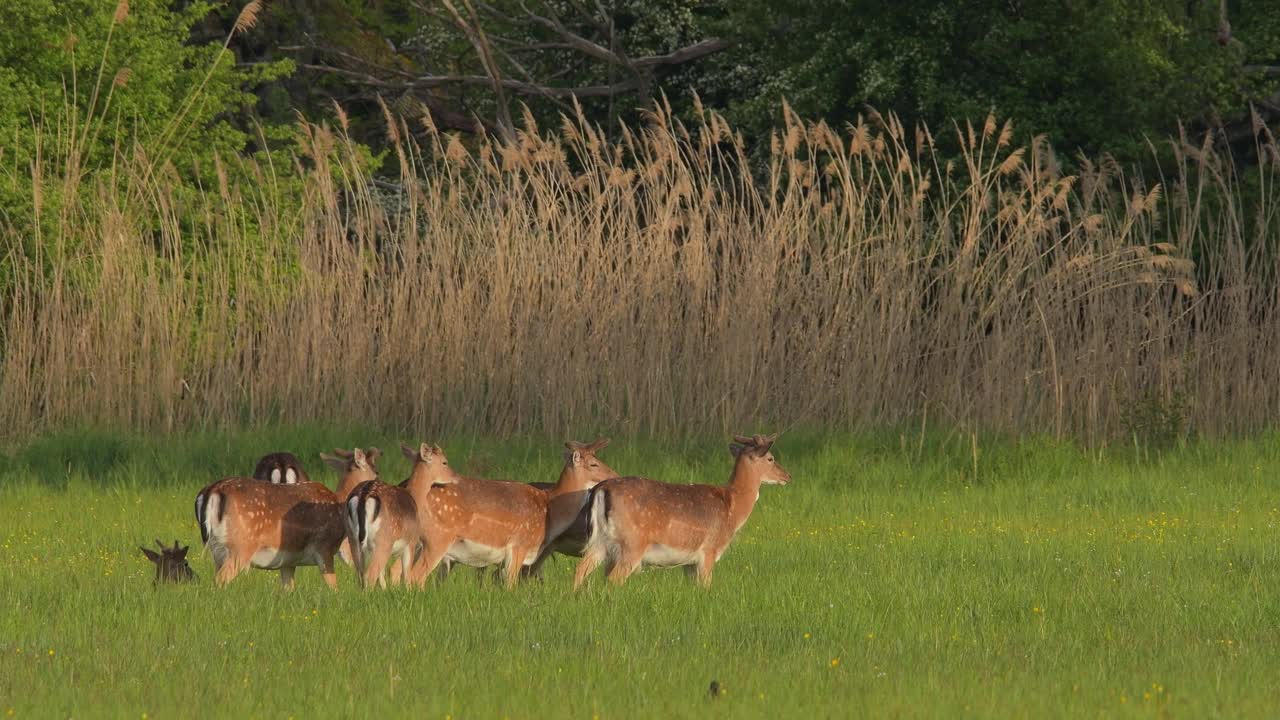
[143,434,790,591]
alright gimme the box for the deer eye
[589,462,599,468]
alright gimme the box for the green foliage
[0,0,294,246]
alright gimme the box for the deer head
[140,539,196,584]
[400,442,462,485]
[561,438,617,488]
[729,433,790,485]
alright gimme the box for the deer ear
[571,450,583,466]
[433,444,444,455]
[320,453,347,472]
[400,443,419,460]
[365,447,382,465]
[729,443,746,458]
[419,443,434,463]
[353,448,368,469]
[141,547,160,563]
[590,438,610,452]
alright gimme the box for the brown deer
[252,452,309,484]
[140,539,196,584]
[319,447,382,566]
[526,438,619,575]
[398,442,548,589]
[194,474,346,589]
[573,434,789,590]
[344,475,426,589]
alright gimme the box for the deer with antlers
[396,442,549,589]
[573,434,789,589]
[140,539,196,585]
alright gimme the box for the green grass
[2,428,1280,718]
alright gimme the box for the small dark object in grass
[708,680,721,699]
[140,539,196,584]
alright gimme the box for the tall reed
[2,93,1278,442]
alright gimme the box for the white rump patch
[271,468,282,484]
[285,468,297,484]
[643,544,701,568]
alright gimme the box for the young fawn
[398,443,548,589]
[194,469,346,589]
[140,539,196,584]
[319,447,383,566]
[526,439,619,575]
[573,434,790,589]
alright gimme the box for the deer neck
[724,463,765,531]
[548,467,590,498]
[401,464,442,504]
[335,471,373,500]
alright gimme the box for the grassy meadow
[1,427,1279,718]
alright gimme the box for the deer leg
[279,566,296,590]
[398,550,414,589]
[214,557,245,587]
[338,539,354,568]
[502,546,534,589]
[606,544,645,587]
[407,538,452,587]
[362,542,393,590]
[320,553,338,591]
[573,543,606,591]
[694,554,715,589]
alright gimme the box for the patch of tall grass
[2,12,1279,441]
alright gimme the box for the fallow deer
[398,442,548,589]
[573,434,789,589]
[194,475,346,589]
[140,539,196,584]
[252,452,309,484]
[344,475,426,589]
[526,438,619,575]
[319,447,382,566]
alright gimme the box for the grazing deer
[344,475,426,589]
[573,434,789,590]
[319,447,382,566]
[252,452,309,484]
[398,442,548,589]
[526,438,619,575]
[140,539,196,584]
[194,475,346,589]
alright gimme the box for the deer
[525,438,619,576]
[140,539,196,584]
[319,447,382,566]
[397,442,548,589]
[343,473,427,589]
[194,472,346,590]
[573,434,789,590]
[252,452,309,484]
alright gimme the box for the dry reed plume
[2,96,1278,442]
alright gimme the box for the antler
[587,438,610,452]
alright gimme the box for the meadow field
[1,427,1278,718]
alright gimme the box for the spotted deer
[573,434,789,589]
[398,442,548,589]
[194,474,346,589]
[319,447,382,566]
[140,539,196,584]
[526,438,619,575]
[344,475,426,589]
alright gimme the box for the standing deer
[319,447,382,566]
[526,438,619,575]
[398,442,548,589]
[344,473,426,589]
[573,434,789,590]
[252,452,309,484]
[194,474,346,589]
[140,539,196,584]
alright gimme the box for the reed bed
[2,94,1278,442]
